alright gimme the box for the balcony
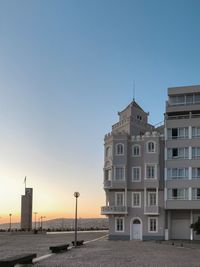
[103,180,126,189]
[101,205,128,215]
[144,206,159,215]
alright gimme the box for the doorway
[131,218,142,240]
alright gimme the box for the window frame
[115,217,125,232]
[148,217,158,233]
[167,168,189,180]
[192,147,200,159]
[192,168,200,179]
[115,143,124,156]
[114,166,125,181]
[167,188,189,200]
[145,164,157,180]
[115,192,125,206]
[192,127,200,138]
[132,192,141,208]
[148,192,157,206]
[132,166,141,182]
[132,144,141,157]
[147,141,156,153]
[167,147,189,159]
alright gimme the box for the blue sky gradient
[0,0,200,222]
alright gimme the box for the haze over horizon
[1,0,200,224]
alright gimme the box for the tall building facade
[102,85,200,240]
[21,188,33,230]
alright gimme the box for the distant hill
[0,218,108,231]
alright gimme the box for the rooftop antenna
[133,80,135,101]
[24,176,27,190]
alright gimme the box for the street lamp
[34,212,38,230]
[74,192,80,247]
[40,216,46,231]
[9,214,12,231]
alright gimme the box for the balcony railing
[144,206,159,215]
[167,177,189,180]
[101,206,128,215]
[167,115,190,120]
[103,180,126,189]
[192,196,200,200]
[167,196,189,200]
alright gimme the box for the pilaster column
[188,187,192,200]
[156,187,158,205]
[189,126,192,139]
[189,166,192,180]
[164,168,167,181]
[164,127,167,141]
[144,188,146,209]
[189,146,192,160]
[190,210,193,241]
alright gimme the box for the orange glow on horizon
[0,211,105,224]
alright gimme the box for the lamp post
[9,214,12,231]
[34,212,38,230]
[74,192,80,247]
[40,216,46,231]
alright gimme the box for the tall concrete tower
[21,188,33,230]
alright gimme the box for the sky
[0,0,200,223]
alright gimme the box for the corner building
[165,85,200,240]
[102,85,200,240]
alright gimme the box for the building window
[167,168,188,180]
[132,145,140,157]
[146,164,156,179]
[132,167,141,182]
[167,188,188,200]
[167,147,189,159]
[169,94,200,106]
[169,95,185,106]
[115,192,124,206]
[148,192,157,206]
[192,168,200,179]
[116,144,124,155]
[192,147,200,159]
[115,217,124,232]
[115,167,125,180]
[147,141,155,153]
[105,146,112,157]
[192,188,200,200]
[192,127,200,138]
[132,192,141,207]
[167,128,188,140]
[148,217,158,233]
[194,93,200,103]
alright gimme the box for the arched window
[116,143,124,155]
[106,146,112,157]
[132,145,141,157]
[147,141,155,153]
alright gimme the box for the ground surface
[1,232,200,266]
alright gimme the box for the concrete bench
[0,253,37,267]
[49,244,69,253]
[72,240,84,246]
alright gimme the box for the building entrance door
[132,219,141,240]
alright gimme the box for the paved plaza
[1,231,200,266]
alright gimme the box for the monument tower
[21,179,33,231]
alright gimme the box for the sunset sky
[1,0,200,223]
